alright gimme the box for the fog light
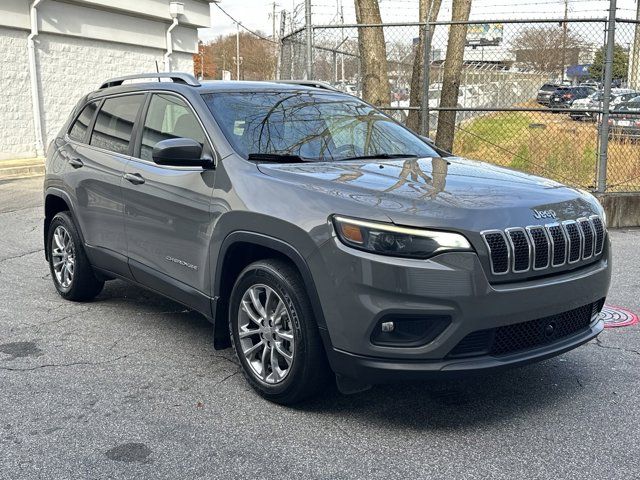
[381,321,395,332]
[371,315,451,347]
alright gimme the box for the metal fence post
[305,0,314,80]
[420,21,431,137]
[597,0,617,193]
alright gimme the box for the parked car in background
[569,89,640,121]
[549,86,596,110]
[580,79,602,89]
[609,96,640,140]
[611,90,640,107]
[536,83,560,106]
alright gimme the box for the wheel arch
[212,231,328,349]
[44,188,76,260]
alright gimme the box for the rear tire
[47,211,104,301]
[229,259,330,404]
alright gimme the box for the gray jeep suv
[44,73,611,404]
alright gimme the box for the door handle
[68,157,84,168]
[123,172,145,185]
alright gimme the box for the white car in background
[570,89,640,121]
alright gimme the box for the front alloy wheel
[238,284,295,384]
[229,259,330,404]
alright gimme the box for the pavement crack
[0,248,44,264]
[215,370,240,384]
[0,351,143,372]
[592,337,640,356]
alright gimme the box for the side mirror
[152,138,213,168]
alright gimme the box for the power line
[212,2,278,44]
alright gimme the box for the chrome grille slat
[526,226,550,270]
[546,223,567,267]
[481,230,510,275]
[590,215,605,255]
[563,220,583,264]
[578,217,595,260]
[481,215,605,276]
[506,228,531,273]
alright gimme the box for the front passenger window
[140,94,206,161]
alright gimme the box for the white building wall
[37,33,194,148]
[0,27,35,160]
[0,0,207,160]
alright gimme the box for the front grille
[448,301,602,358]
[481,215,605,277]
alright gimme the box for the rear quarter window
[89,94,145,155]
[68,102,98,143]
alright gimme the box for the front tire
[229,259,330,404]
[47,211,104,301]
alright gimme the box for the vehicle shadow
[296,360,592,431]
[94,280,594,431]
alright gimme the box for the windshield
[202,91,438,162]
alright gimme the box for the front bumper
[327,317,603,383]
[308,236,611,381]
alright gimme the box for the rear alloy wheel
[47,211,104,301]
[51,226,75,289]
[229,259,330,404]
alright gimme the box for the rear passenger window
[90,94,145,155]
[140,94,206,161]
[68,102,98,143]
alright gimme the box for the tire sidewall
[48,213,78,296]
[229,263,307,396]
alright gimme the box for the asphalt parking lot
[1,176,639,479]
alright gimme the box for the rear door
[121,92,216,304]
[62,93,145,276]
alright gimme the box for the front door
[121,93,215,302]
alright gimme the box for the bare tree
[354,0,391,107]
[511,26,585,75]
[406,0,442,133]
[435,0,472,151]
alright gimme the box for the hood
[257,157,600,231]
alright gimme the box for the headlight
[332,215,473,259]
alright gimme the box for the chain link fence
[280,17,640,193]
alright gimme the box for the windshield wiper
[247,153,307,163]
[337,153,419,161]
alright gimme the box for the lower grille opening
[448,300,604,358]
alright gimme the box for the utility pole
[276,10,286,80]
[597,0,617,193]
[236,22,241,80]
[305,0,313,79]
[272,1,278,40]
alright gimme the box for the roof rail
[99,72,201,89]
[275,80,340,92]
